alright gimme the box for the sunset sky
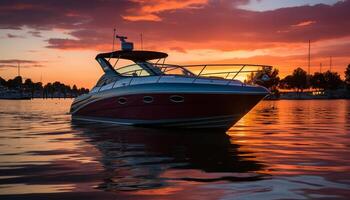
[0,0,349,88]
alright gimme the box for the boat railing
[154,63,272,85]
[112,63,272,87]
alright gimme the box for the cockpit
[94,52,196,88]
[91,33,272,91]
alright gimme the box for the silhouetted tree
[24,78,35,97]
[63,85,71,98]
[72,85,78,96]
[323,71,343,90]
[24,78,30,84]
[279,67,308,92]
[255,68,280,88]
[293,68,308,92]
[0,76,6,86]
[78,87,89,95]
[279,75,294,90]
[247,67,280,97]
[1,76,90,98]
[345,64,350,90]
[33,82,43,97]
[33,82,43,91]
[52,81,63,97]
[44,83,53,98]
[310,72,326,91]
[7,76,23,89]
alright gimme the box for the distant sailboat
[0,61,31,100]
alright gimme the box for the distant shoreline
[0,97,75,100]
[264,98,350,101]
[1,96,349,101]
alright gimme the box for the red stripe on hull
[73,93,264,123]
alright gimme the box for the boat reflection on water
[71,120,266,192]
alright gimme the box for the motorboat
[70,34,270,131]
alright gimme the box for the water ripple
[0,99,349,199]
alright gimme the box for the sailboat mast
[140,33,143,50]
[112,28,116,52]
[308,40,311,76]
[17,62,20,77]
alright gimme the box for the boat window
[139,62,163,75]
[96,79,106,87]
[95,75,119,87]
[169,95,184,103]
[117,97,127,104]
[109,58,134,69]
[143,96,154,103]
[97,58,118,75]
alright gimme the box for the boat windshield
[115,62,196,77]
[115,63,152,76]
[155,64,196,76]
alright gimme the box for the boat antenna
[116,33,133,51]
[307,40,311,88]
[108,28,116,61]
[329,56,332,71]
[140,33,143,50]
[112,28,116,52]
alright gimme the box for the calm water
[0,99,350,200]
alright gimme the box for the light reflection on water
[0,99,349,199]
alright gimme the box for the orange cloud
[292,20,316,27]
[122,0,208,21]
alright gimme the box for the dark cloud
[0,59,44,68]
[0,59,38,64]
[0,0,131,29]
[7,33,24,38]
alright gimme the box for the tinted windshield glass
[96,74,119,87]
[156,65,195,76]
[116,64,151,76]
[115,62,167,77]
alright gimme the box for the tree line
[248,64,350,96]
[0,76,89,98]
